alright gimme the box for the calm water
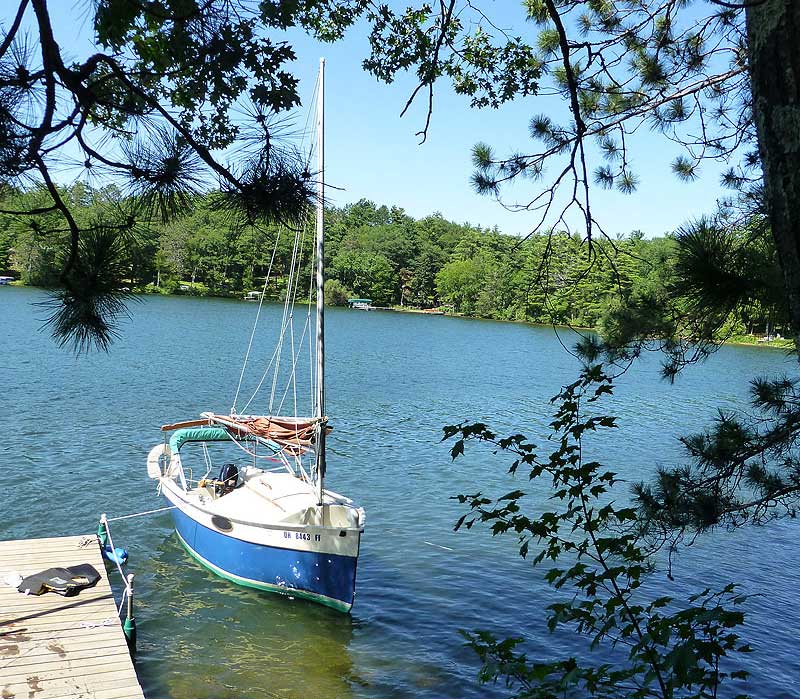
[2,286,798,698]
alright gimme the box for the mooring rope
[99,514,132,618]
[105,505,177,522]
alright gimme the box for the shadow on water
[136,534,361,699]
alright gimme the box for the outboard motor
[216,463,239,497]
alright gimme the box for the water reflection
[4,288,798,698]
[137,535,359,699]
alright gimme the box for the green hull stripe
[175,530,352,613]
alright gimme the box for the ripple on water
[2,288,798,698]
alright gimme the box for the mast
[315,57,326,505]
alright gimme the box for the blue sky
[13,1,731,239]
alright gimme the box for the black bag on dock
[17,564,101,597]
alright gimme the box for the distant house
[348,298,374,310]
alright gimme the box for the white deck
[208,470,357,526]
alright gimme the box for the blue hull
[171,508,358,612]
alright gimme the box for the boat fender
[102,545,129,565]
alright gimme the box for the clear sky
[12,1,731,239]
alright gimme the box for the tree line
[0,182,783,342]
[3,1,798,696]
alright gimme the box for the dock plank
[0,535,144,699]
[1,591,115,615]
[0,629,123,662]
[0,652,132,681]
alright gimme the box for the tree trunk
[746,0,800,356]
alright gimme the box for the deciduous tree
[0,0,341,349]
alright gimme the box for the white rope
[117,587,129,617]
[423,541,455,552]
[275,219,312,416]
[238,222,301,415]
[221,431,294,473]
[238,329,286,415]
[270,215,317,476]
[295,453,311,483]
[201,442,213,478]
[269,221,305,412]
[288,293,298,417]
[80,618,118,629]
[254,82,320,417]
[232,68,322,474]
[306,102,321,417]
[100,515,131,598]
[232,227,282,414]
[269,232,298,410]
[274,312,312,417]
[106,506,177,522]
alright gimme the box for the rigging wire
[274,217,312,416]
[231,65,323,484]
[274,308,313,417]
[239,202,313,412]
[231,229,282,414]
[268,220,303,412]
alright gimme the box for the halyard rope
[238,72,320,417]
[239,217,307,415]
[232,230,282,414]
[269,218,305,413]
[224,71,322,486]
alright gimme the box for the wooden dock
[0,535,145,699]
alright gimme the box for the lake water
[2,286,798,699]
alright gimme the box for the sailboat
[146,59,365,612]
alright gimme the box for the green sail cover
[169,427,231,453]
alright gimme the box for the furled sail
[209,414,330,455]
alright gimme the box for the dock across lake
[0,535,144,699]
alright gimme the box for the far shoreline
[3,281,792,351]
